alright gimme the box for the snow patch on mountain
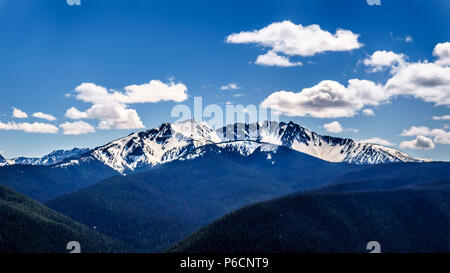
[9,148,90,166]
[86,119,419,173]
[2,119,420,173]
[0,153,7,166]
[90,119,222,173]
[216,121,418,165]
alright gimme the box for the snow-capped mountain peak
[220,121,418,164]
[85,119,419,173]
[1,119,420,173]
[90,119,222,173]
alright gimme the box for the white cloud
[255,51,302,67]
[0,121,58,134]
[400,126,432,137]
[362,108,375,116]
[12,107,28,118]
[227,20,362,57]
[433,115,450,120]
[60,121,96,135]
[261,42,450,118]
[74,80,187,104]
[260,79,386,118]
[113,80,188,104]
[385,62,450,106]
[32,112,57,121]
[400,126,450,145]
[221,83,241,90]
[432,129,450,144]
[360,137,395,146]
[66,104,144,130]
[400,136,435,150]
[363,50,406,72]
[65,107,88,119]
[226,20,361,66]
[433,42,450,67]
[323,121,343,133]
[66,80,187,130]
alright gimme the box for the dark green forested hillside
[318,162,450,193]
[0,161,118,202]
[46,145,355,252]
[169,188,450,253]
[0,185,126,253]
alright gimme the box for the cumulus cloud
[323,121,343,133]
[385,62,450,106]
[261,42,450,118]
[112,80,188,104]
[255,51,302,67]
[433,42,450,67]
[0,121,58,134]
[226,20,361,66]
[260,79,386,118]
[400,136,435,150]
[220,83,241,90]
[362,108,375,116]
[32,112,57,121]
[400,126,450,145]
[12,107,28,118]
[360,137,395,146]
[227,20,362,56]
[363,50,406,72]
[60,121,96,135]
[65,107,88,119]
[433,115,450,120]
[66,80,187,130]
[65,103,144,130]
[74,80,187,104]
[400,126,432,137]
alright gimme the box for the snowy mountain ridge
[86,119,419,173]
[0,119,420,173]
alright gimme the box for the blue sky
[0,0,449,161]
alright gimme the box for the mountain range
[0,119,419,173]
[1,119,447,253]
[46,143,356,252]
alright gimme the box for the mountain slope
[47,144,356,252]
[218,121,418,164]
[66,120,419,174]
[11,148,90,166]
[317,162,450,193]
[0,185,125,253]
[88,120,221,173]
[0,153,6,166]
[1,120,419,174]
[169,188,450,253]
[0,157,118,202]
